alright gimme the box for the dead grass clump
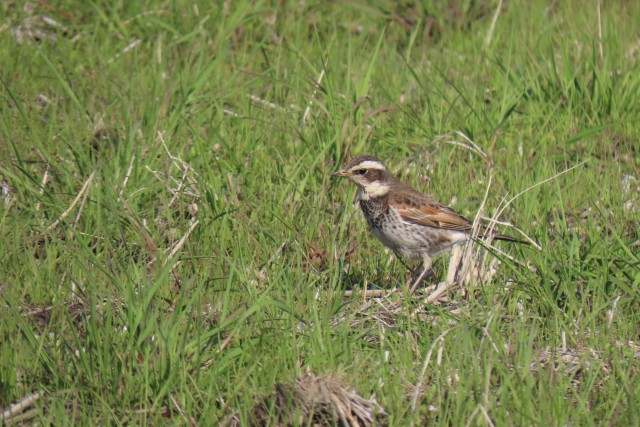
[225,373,387,427]
[531,339,640,386]
[8,1,69,45]
[328,288,463,347]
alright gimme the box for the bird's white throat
[358,181,390,199]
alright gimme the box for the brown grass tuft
[224,373,387,427]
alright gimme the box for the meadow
[1,0,639,425]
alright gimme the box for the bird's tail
[483,233,530,245]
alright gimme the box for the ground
[1,0,639,425]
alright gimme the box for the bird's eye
[355,169,367,175]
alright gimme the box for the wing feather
[388,188,528,243]
[391,192,473,232]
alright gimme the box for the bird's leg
[405,265,419,289]
[408,255,434,294]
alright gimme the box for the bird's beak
[331,169,348,178]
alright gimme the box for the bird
[331,155,525,289]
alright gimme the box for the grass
[1,0,639,425]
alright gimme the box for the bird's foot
[407,267,435,294]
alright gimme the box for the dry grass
[224,373,387,427]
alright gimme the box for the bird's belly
[369,214,468,259]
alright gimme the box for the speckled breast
[359,197,462,259]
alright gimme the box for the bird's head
[331,155,395,198]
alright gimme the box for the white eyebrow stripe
[353,160,385,170]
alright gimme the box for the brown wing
[390,190,473,233]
